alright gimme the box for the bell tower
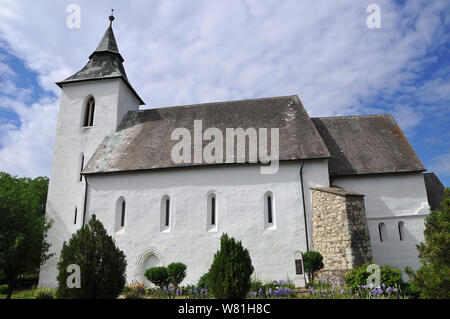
[39,12,144,287]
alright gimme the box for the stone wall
[310,187,372,280]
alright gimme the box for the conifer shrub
[208,233,254,299]
[56,215,127,299]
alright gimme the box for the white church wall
[38,79,140,287]
[84,160,329,287]
[332,172,429,275]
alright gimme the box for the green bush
[208,233,254,299]
[0,284,8,294]
[56,215,127,299]
[145,267,170,290]
[303,251,324,282]
[197,272,210,290]
[345,264,405,292]
[408,189,450,299]
[35,290,54,299]
[167,262,187,289]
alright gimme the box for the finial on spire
[109,9,115,26]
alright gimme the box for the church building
[39,15,440,288]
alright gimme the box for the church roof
[56,16,145,105]
[311,115,426,177]
[82,95,331,174]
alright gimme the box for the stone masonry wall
[311,187,372,280]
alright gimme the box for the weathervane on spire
[109,9,115,26]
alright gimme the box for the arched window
[115,197,126,232]
[160,195,170,232]
[398,221,405,241]
[264,192,276,230]
[79,153,84,182]
[74,207,78,225]
[378,222,387,242]
[207,193,217,231]
[83,96,95,127]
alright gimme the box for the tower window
[74,207,77,225]
[207,193,217,231]
[378,222,386,242]
[398,221,405,241]
[264,192,276,230]
[161,195,171,232]
[83,96,95,127]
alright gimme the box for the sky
[0,0,449,186]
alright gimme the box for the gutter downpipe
[82,175,89,226]
[300,161,310,252]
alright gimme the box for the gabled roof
[56,19,145,105]
[312,114,426,177]
[83,95,330,174]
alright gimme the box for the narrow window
[161,195,171,232]
[207,193,217,231]
[121,201,126,227]
[267,195,273,224]
[79,154,84,182]
[115,197,126,232]
[83,96,95,127]
[165,198,170,227]
[398,221,405,241]
[211,196,216,225]
[264,192,275,230]
[74,207,77,225]
[378,222,386,242]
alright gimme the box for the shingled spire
[56,11,145,105]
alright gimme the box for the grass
[0,285,56,299]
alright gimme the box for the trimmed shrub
[167,262,187,289]
[145,266,170,290]
[208,233,254,299]
[56,215,127,299]
[345,264,405,292]
[303,251,324,282]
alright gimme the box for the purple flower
[251,291,257,297]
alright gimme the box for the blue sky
[0,0,449,186]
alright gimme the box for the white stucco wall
[333,172,430,275]
[38,79,140,287]
[78,160,329,288]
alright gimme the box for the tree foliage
[303,251,324,282]
[208,233,254,299]
[408,188,450,298]
[0,172,52,299]
[167,262,187,289]
[56,215,127,299]
[145,266,170,290]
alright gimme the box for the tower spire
[109,9,115,27]
[56,10,145,105]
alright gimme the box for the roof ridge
[133,95,299,113]
[312,114,393,120]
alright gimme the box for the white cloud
[0,0,448,177]
[430,153,450,177]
